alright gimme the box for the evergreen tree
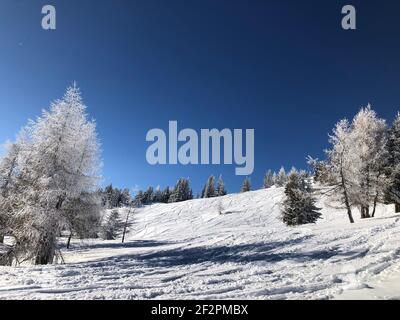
[275,167,287,187]
[100,209,123,240]
[134,190,144,205]
[263,170,274,188]
[203,175,216,198]
[241,177,251,193]
[216,175,227,196]
[169,178,193,203]
[143,186,155,204]
[282,170,321,226]
[385,112,400,212]
[161,187,170,203]
[153,186,163,203]
[120,188,132,207]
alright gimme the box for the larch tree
[326,119,355,223]
[7,84,102,264]
[346,106,387,218]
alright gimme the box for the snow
[1,187,400,299]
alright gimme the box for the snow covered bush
[282,169,321,226]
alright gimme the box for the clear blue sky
[1,0,400,194]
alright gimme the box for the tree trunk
[66,233,72,249]
[340,167,354,224]
[0,235,4,243]
[396,203,400,213]
[122,209,131,243]
[372,192,379,217]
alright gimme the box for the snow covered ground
[1,187,400,300]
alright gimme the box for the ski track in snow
[1,187,400,300]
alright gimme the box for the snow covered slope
[1,187,400,299]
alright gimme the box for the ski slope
[1,187,400,300]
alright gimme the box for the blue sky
[1,0,400,194]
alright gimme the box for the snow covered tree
[275,167,287,187]
[241,177,251,193]
[169,178,193,203]
[307,156,333,185]
[134,190,144,205]
[100,209,123,240]
[325,106,387,222]
[263,170,274,188]
[6,84,102,264]
[203,176,216,198]
[341,106,388,219]
[216,175,227,196]
[120,188,132,207]
[152,186,163,203]
[282,169,321,226]
[161,187,171,203]
[385,112,400,212]
[325,119,355,223]
[143,186,155,204]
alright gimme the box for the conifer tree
[263,170,274,188]
[241,177,251,193]
[282,170,321,226]
[216,175,227,196]
[203,175,216,198]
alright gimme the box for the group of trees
[134,178,193,205]
[310,105,400,224]
[263,167,290,189]
[98,185,132,209]
[0,85,102,265]
[201,175,227,198]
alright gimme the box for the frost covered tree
[241,177,251,193]
[282,169,321,226]
[203,176,216,198]
[325,105,388,223]
[134,190,144,205]
[4,84,102,264]
[100,209,123,240]
[263,170,274,188]
[307,156,333,185]
[169,178,193,203]
[325,119,355,223]
[275,167,287,187]
[143,187,155,204]
[161,187,171,203]
[348,106,387,218]
[153,186,163,203]
[0,141,23,243]
[216,175,227,196]
[385,112,400,212]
